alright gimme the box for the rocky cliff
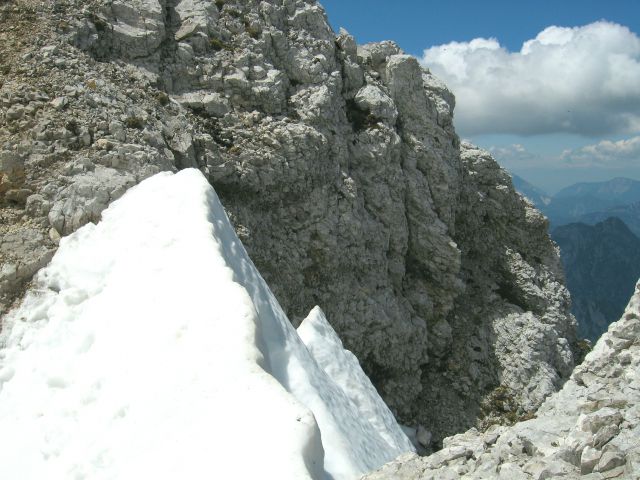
[364,281,640,479]
[0,0,577,443]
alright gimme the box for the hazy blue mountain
[578,202,640,238]
[552,217,640,342]
[554,177,640,202]
[545,178,640,226]
[511,174,551,209]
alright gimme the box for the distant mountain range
[577,202,640,238]
[512,176,640,230]
[552,218,640,342]
[511,175,640,342]
[546,178,640,227]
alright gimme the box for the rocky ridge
[1,0,576,443]
[363,281,640,479]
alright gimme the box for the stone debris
[363,282,640,479]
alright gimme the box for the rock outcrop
[363,281,640,479]
[0,0,576,442]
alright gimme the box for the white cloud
[420,22,640,136]
[561,136,640,167]
[488,143,547,168]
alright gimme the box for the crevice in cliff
[156,0,181,92]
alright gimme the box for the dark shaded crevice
[156,0,181,92]
[496,280,528,311]
[345,99,380,133]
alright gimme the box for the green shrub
[89,13,108,32]
[155,92,170,106]
[573,338,593,365]
[125,116,144,129]
[244,20,261,40]
[209,38,232,52]
[346,99,380,132]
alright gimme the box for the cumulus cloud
[420,22,640,136]
[561,136,640,167]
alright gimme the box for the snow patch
[0,169,413,480]
[298,307,415,454]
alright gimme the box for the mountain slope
[552,217,640,342]
[554,177,640,202]
[0,0,576,443]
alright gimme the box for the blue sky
[321,0,640,193]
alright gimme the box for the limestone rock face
[363,281,640,479]
[417,143,577,440]
[1,0,576,441]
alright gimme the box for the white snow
[298,307,416,454]
[0,169,413,480]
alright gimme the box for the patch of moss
[243,20,261,39]
[204,118,234,148]
[89,13,108,32]
[246,26,261,39]
[519,411,537,422]
[478,384,539,431]
[125,116,144,130]
[346,99,380,132]
[57,20,70,32]
[65,119,80,136]
[155,91,170,106]
[209,38,233,52]
[573,338,592,365]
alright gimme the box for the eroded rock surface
[1,0,576,441]
[363,282,640,479]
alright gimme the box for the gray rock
[354,85,397,123]
[416,425,432,448]
[178,92,230,117]
[582,446,603,474]
[596,448,626,473]
[175,0,218,39]
[93,0,166,60]
[364,282,640,479]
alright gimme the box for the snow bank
[298,307,415,454]
[0,169,413,480]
